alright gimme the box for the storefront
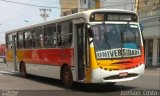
[144,39,160,67]
[137,0,160,67]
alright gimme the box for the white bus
[5,9,145,88]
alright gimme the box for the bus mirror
[139,23,144,32]
[86,24,93,37]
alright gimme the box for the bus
[5,9,145,88]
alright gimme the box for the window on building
[33,27,44,48]
[147,39,153,66]
[80,0,82,4]
[63,11,68,16]
[44,24,57,48]
[158,39,160,65]
[72,8,78,14]
[139,0,160,18]
[153,0,160,16]
[84,0,86,4]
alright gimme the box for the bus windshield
[92,24,141,59]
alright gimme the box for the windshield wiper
[104,25,111,49]
[101,21,111,49]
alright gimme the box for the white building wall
[101,0,135,11]
[79,0,89,11]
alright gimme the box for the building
[137,0,160,67]
[59,0,136,16]
[59,0,78,16]
[102,0,135,11]
[59,0,101,16]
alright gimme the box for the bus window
[57,24,61,46]
[44,24,56,48]
[17,32,24,49]
[24,29,32,48]
[60,22,73,47]
[6,34,13,50]
[33,27,44,48]
[53,25,57,47]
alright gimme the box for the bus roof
[5,9,136,34]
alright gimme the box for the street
[0,63,159,96]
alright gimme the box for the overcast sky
[0,0,60,44]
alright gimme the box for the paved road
[0,63,159,96]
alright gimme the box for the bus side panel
[12,48,74,66]
[6,50,14,62]
[6,48,75,79]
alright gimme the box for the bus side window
[44,24,56,48]
[6,34,13,50]
[24,29,32,49]
[53,25,57,47]
[60,21,73,47]
[16,33,19,49]
[32,31,36,48]
[18,32,24,49]
[69,22,73,45]
[33,27,43,48]
[57,24,61,47]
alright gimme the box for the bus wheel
[62,66,73,88]
[20,61,27,77]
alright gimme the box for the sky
[0,0,60,44]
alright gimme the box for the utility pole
[40,8,51,21]
[135,0,139,14]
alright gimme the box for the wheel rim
[64,71,70,83]
[62,67,73,88]
[20,62,26,77]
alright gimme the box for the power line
[0,0,59,9]
[28,0,77,4]
[0,0,85,9]
[0,10,37,23]
[28,0,58,3]
[1,0,160,10]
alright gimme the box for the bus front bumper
[91,64,145,83]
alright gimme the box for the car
[0,56,6,63]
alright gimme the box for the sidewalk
[145,66,160,71]
[0,62,7,68]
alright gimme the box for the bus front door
[76,23,86,80]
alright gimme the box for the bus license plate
[119,72,128,77]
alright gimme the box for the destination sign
[108,14,132,21]
[96,48,141,59]
[90,12,137,22]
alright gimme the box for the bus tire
[20,61,27,77]
[62,66,73,88]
